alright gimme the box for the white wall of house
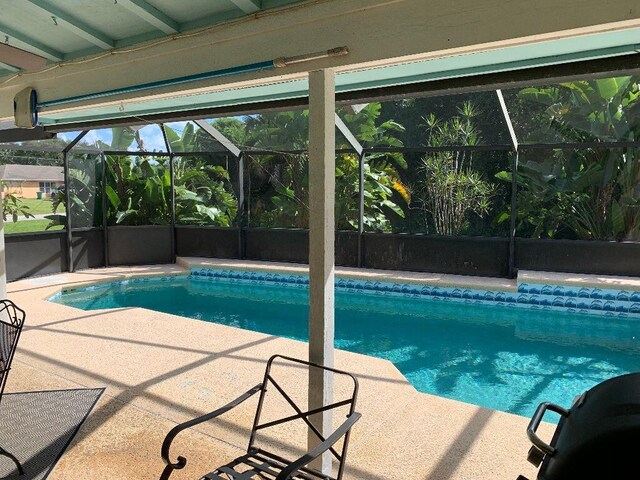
[2,180,63,199]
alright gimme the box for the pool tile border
[188,268,640,319]
[48,263,640,320]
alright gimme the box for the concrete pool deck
[5,263,552,480]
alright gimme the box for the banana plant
[244,104,409,231]
[46,153,102,229]
[161,123,238,226]
[44,126,238,228]
[499,76,640,240]
[104,155,172,225]
[519,77,640,142]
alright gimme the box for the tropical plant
[418,154,495,235]
[412,101,497,235]
[1,185,34,223]
[46,129,133,230]
[106,154,237,227]
[338,104,410,231]
[105,154,171,225]
[244,104,409,231]
[163,123,238,226]
[339,103,407,169]
[335,153,407,231]
[244,111,310,228]
[47,154,102,229]
[44,126,238,228]
[499,77,640,240]
[211,118,246,148]
[172,160,237,226]
[518,77,640,143]
[247,152,309,229]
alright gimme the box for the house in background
[0,164,64,199]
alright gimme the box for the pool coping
[177,257,640,292]
[23,266,188,302]
[519,270,640,291]
[19,258,640,297]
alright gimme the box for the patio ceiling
[36,32,640,128]
[0,0,639,129]
[0,0,310,76]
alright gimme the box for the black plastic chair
[161,355,361,480]
[0,300,26,476]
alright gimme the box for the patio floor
[5,264,551,479]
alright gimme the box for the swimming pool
[51,270,640,418]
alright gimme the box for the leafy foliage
[499,77,640,240]
[173,159,237,227]
[12,78,637,245]
[412,101,497,235]
[48,154,102,229]
[1,184,34,223]
[335,154,406,231]
[108,125,238,226]
[165,122,240,226]
[244,104,408,231]
[105,154,171,225]
[44,126,238,229]
[211,118,246,148]
[418,155,496,236]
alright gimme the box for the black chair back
[247,355,359,480]
[0,300,26,406]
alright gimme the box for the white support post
[307,68,335,474]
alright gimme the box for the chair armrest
[275,412,362,480]
[160,384,262,479]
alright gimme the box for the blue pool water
[52,274,640,418]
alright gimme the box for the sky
[60,121,197,152]
[61,124,168,152]
[53,115,252,152]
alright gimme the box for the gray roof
[0,164,64,182]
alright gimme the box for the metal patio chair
[0,300,26,476]
[161,355,361,480]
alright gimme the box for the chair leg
[0,446,24,476]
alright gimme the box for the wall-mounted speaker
[13,88,38,129]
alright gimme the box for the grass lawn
[19,198,65,215]
[3,219,63,234]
